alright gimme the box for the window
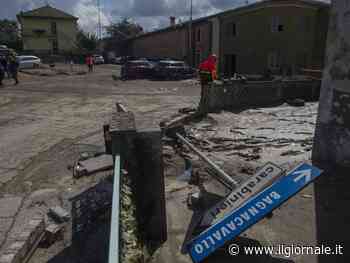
[298,17,311,32]
[196,28,201,42]
[232,23,237,36]
[52,39,58,53]
[271,16,283,32]
[268,51,280,69]
[51,22,57,35]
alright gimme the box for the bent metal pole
[176,133,239,189]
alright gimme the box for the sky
[0,0,261,34]
[0,0,330,35]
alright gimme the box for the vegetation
[0,19,22,50]
[76,29,98,53]
[105,18,143,41]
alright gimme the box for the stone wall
[205,79,321,112]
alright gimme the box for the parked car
[111,57,123,65]
[93,55,105,64]
[153,60,196,80]
[121,60,154,80]
[16,55,41,69]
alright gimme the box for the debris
[48,206,70,223]
[280,150,304,156]
[177,159,192,182]
[302,194,313,199]
[287,98,305,107]
[41,223,64,247]
[73,154,113,178]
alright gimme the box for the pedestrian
[0,62,4,87]
[0,55,8,78]
[198,54,218,84]
[86,54,94,73]
[8,52,19,85]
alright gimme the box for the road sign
[201,162,284,226]
[187,163,322,263]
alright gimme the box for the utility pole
[97,0,102,40]
[312,1,349,262]
[188,0,193,66]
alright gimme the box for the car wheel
[33,63,39,69]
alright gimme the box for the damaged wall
[205,79,320,112]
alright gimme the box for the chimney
[170,16,176,27]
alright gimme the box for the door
[224,54,236,77]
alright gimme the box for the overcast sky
[1,0,330,34]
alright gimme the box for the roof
[128,0,329,41]
[17,5,78,20]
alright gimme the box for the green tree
[105,18,143,41]
[76,29,98,52]
[0,19,22,50]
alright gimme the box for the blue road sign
[187,163,322,263]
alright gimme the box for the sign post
[187,163,322,263]
[201,162,284,226]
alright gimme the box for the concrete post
[312,1,350,262]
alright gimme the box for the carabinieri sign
[187,163,322,263]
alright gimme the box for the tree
[76,29,98,52]
[0,19,22,50]
[105,18,143,41]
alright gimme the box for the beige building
[17,5,78,54]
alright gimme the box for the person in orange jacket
[198,54,217,83]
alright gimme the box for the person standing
[0,61,4,87]
[198,54,218,84]
[86,54,94,73]
[8,53,19,85]
[0,55,8,78]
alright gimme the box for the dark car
[121,60,154,80]
[154,60,196,80]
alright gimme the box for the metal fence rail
[108,155,121,263]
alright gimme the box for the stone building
[17,5,78,55]
[128,0,329,75]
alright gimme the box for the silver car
[93,55,105,65]
[17,56,41,69]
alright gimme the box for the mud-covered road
[0,64,319,263]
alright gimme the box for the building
[127,0,329,76]
[219,0,329,76]
[17,5,78,55]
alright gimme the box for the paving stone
[0,253,19,263]
[0,198,23,218]
[0,218,13,246]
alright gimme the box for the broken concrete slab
[48,206,70,223]
[75,154,113,178]
[0,252,20,263]
[3,218,45,263]
[0,197,23,218]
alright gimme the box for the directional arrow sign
[293,169,312,183]
[187,163,322,263]
[201,162,284,227]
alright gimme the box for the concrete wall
[20,17,78,53]
[192,21,212,66]
[206,79,320,112]
[219,0,329,76]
